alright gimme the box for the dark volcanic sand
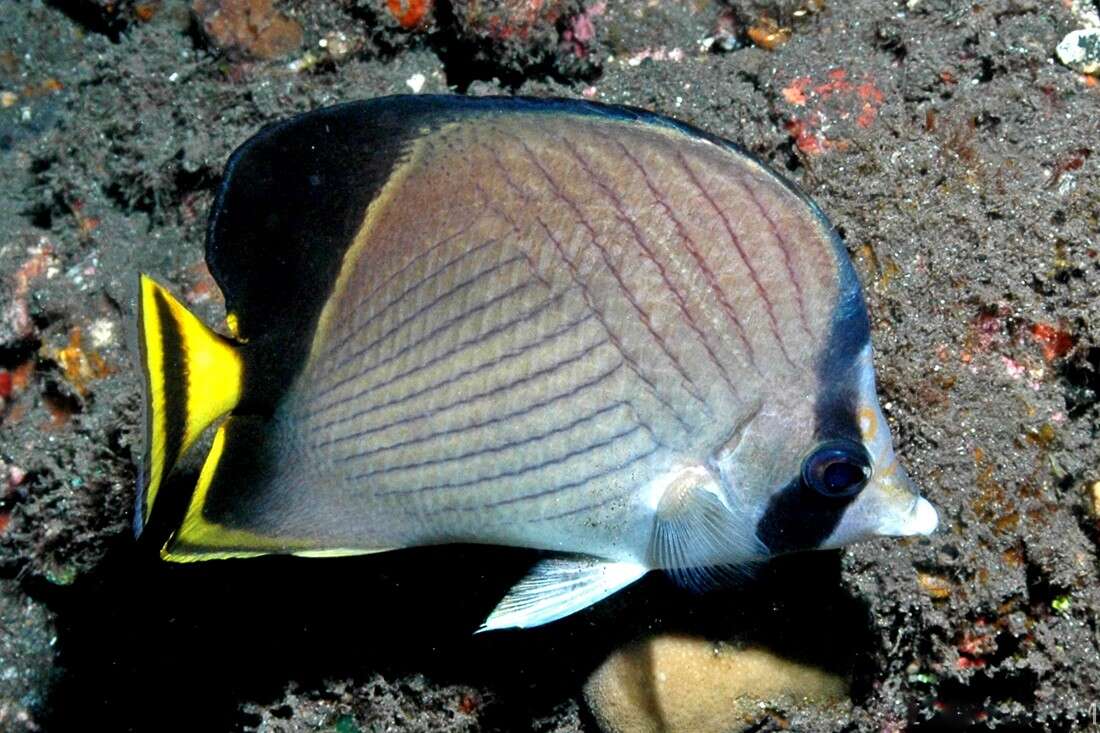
[1,0,1099,730]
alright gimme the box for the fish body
[135,96,937,629]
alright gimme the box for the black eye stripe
[754,439,871,554]
[754,477,856,554]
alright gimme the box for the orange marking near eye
[858,406,877,438]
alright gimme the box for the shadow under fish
[132,95,938,631]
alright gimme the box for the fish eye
[802,440,872,498]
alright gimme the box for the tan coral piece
[585,634,849,733]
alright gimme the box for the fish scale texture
[211,109,849,556]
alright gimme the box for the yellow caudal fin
[134,274,243,536]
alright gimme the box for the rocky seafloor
[1,0,1099,730]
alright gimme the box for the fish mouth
[878,495,939,537]
[901,496,939,536]
[868,459,939,537]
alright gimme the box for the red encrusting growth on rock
[785,117,824,155]
[1028,322,1075,362]
[561,0,602,58]
[955,619,997,670]
[387,0,431,29]
[856,81,885,127]
[955,656,986,670]
[781,69,887,153]
[815,68,850,96]
[782,77,811,106]
[1047,147,1091,188]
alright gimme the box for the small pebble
[917,572,953,600]
[1057,28,1100,76]
[319,31,354,62]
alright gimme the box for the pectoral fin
[648,465,764,592]
[479,556,647,632]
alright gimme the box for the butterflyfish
[134,95,938,631]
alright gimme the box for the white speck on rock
[89,318,116,349]
[406,73,426,93]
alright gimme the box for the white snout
[905,496,939,536]
[880,496,938,537]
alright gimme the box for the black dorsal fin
[207,98,440,411]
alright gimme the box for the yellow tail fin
[135,274,243,535]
